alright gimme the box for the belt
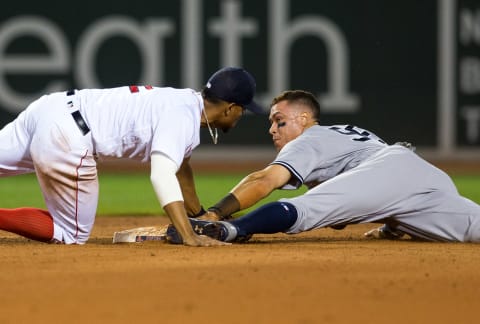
[67,90,90,135]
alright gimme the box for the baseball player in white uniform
[166,90,480,243]
[0,67,263,246]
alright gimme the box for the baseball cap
[205,67,264,114]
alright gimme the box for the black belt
[67,90,90,135]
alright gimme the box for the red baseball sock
[0,207,54,242]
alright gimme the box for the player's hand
[197,211,221,221]
[182,233,231,247]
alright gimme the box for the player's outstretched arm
[232,164,291,207]
[206,164,292,220]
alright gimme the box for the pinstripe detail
[271,161,304,184]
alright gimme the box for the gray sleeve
[270,125,388,190]
[271,138,317,189]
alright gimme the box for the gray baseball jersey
[273,125,480,242]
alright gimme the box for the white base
[112,226,168,243]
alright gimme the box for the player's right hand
[182,233,231,247]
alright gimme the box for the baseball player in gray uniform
[0,67,263,246]
[166,90,480,243]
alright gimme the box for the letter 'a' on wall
[0,16,69,111]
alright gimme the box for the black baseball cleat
[166,218,251,244]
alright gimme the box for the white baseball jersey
[274,125,480,242]
[0,86,203,243]
[78,86,201,165]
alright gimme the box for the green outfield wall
[0,0,478,158]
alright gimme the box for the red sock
[0,207,54,242]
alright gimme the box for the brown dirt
[1,216,479,324]
[3,156,479,323]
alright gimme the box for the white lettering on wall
[267,0,359,112]
[461,106,480,143]
[460,8,480,45]
[209,0,258,67]
[458,7,480,146]
[0,1,358,114]
[182,0,202,89]
[460,57,480,94]
[75,16,174,88]
[0,16,69,111]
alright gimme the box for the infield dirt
[1,216,479,324]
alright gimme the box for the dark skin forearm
[176,157,203,217]
[164,201,196,240]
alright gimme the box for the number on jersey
[329,125,386,143]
